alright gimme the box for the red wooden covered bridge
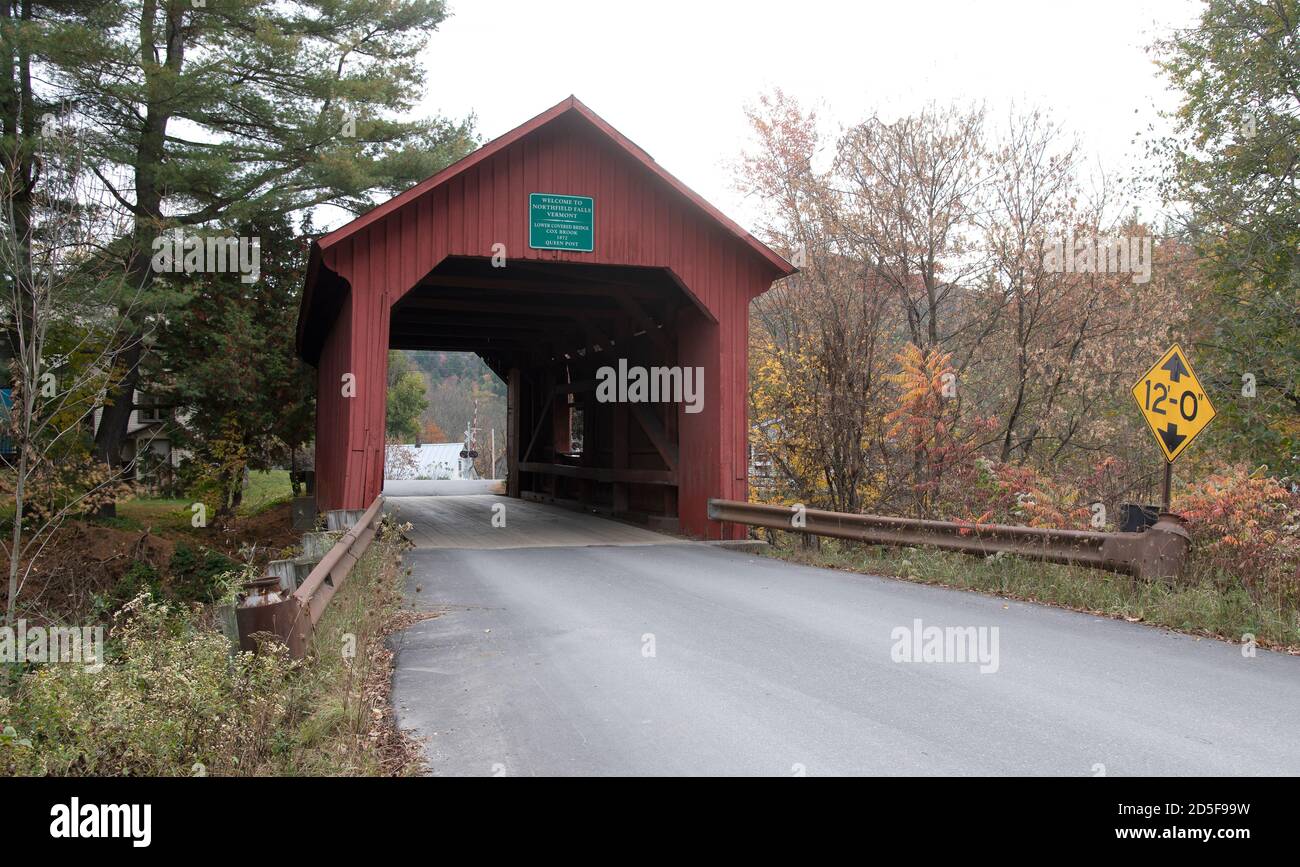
[295,96,795,538]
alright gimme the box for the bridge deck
[384,490,678,550]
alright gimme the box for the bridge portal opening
[390,256,705,531]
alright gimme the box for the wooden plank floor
[385,494,678,549]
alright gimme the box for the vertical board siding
[312,116,782,538]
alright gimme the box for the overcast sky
[410,0,1203,233]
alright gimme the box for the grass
[0,519,421,777]
[111,496,190,533]
[0,470,296,534]
[113,469,294,532]
[272,523,419,776]
[240,469,294,515]
[760,535,1300,652]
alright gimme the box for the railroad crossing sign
[1131,343,1216,462]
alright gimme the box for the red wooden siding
[298,97,794,538]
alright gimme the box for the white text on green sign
[529,193,593,252]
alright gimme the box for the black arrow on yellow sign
[1158,422,1186,454]
[1160,353,1189,383]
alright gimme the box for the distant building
[385,442,478,481]
[92,391,187,490]
[749,442,778,497]
[749,419,787,498]
[0,382,184,489]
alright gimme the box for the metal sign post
[1162,462,1173,513]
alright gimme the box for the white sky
[409,0,1203,234]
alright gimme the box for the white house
[384,442,478,481]
[91,390,188,489]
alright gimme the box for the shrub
[113,561,162,604]
[1179,468,1300,607]
[948,458,1096,530]
[1,529,417,777]
[1,595,298,776]
[179,417,250,520]
[0,454,135,527]
[166,544,240,603]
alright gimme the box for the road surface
[387,500,1300,776]
[385,493,675,549]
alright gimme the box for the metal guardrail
[707,499,1191,580]
[236,494,385,657]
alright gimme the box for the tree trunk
[3,0,35,624]
[92,0,180,494]
[6,447,26,626]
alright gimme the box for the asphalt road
[391,541,1300,776]
[386,495,676,549]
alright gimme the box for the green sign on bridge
[529,193,593,252]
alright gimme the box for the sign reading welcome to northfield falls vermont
[1131,343,1216,462]
[529,193,593,251]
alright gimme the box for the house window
[137,401,170,423]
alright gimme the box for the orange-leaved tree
[885,343,995,517]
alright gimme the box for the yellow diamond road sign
[1131,343,1216,462]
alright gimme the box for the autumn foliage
[1179,470,1300,606]
[739,88,1299,607]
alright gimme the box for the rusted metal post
[1133,513,1191,581]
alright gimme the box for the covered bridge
[295,96,795,538]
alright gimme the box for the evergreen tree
[1154,0,1300,475]
[153,211,315,517]
[39,1,475,478]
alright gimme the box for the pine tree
[153,210,315,516]
[39,1,475,481]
